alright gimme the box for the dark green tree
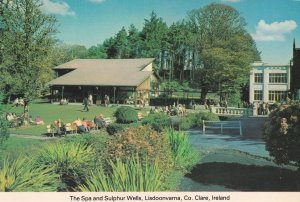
[140,12,169,60]
[188,3,260,101]
[0,0,57,118]
[87,44,107,59]
[127,24,142,58]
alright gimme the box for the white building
[249,62,290,104]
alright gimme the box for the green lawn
[2,136,56,159]
[6,103,148,136]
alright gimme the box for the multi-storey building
[249,62,290,104]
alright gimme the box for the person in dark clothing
[83,97,89,112]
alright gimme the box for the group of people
[5,112,44,127]
[13,97,25,107]
[51,114,108,135]
[150,104,187,116]
[253,101,269,115]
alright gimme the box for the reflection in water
[186,162,300,191]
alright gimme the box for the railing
[210,107,253,117]
[203,120,243,136]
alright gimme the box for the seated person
[94,114,106,129]
[19,98,24,106]
[6,112,14,122]
[82,118,94,132]
[13,98,19,106]
[52,119,65,134]
[73,118,87,133]
[35,116,45,125]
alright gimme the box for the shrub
[105,126,173,174]
[165,128,199,171]
[198,111,219,121]
[115,106,138,124]
[35,142,96,191]
[178,112,219,130]
[263,104,300,169]
[142,112,171,132]
[106,123,140,135]
[0,156,59,192]
[79,156,163,192]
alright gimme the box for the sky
[40,0,300,65]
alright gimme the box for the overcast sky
[40,0,300,65]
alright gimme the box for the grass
[1,136,57,160]
[5,103,148,136]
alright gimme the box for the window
[269,73,287,83]
[254,73,263,83]
[268,91,287,102]
[254,90,263,101]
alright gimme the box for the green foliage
[35,142,96,191]
[106,122,140,135]
[0,93,9,160]
[0,0,57,102]
[79,156,163,192]
[106,126,174,174]
[106,123,125,135]
[178,112,219,130]
[114,106,138,124]
[263,104,300,169]
[142,112,172,132]
[165,128,199,171]
[0,94,9,143]
[188,3,260,99]
[0,156,59,192]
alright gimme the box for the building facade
[48,58,159,105]
[249,62,290,104]
[291,39,300,99]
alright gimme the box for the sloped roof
[48,58,155,87]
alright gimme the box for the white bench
[202,120,242,136]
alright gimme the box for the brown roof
[48,58,155,87]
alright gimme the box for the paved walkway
[177,117,272,191]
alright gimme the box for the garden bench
[202,120,242,136]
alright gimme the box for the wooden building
[48,58,159,105]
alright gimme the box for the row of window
[254,73,288,83]
[254,90,287,102]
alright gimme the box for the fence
[211,107,253,117]
[202,120,243,136]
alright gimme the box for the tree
[188,3,260,101]
[0,0,57,119]
[87,44,107,59]
[140,12,169,63]
[0,93,9,160]
[127,24,142,58]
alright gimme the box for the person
[82,118,90,132]
[88,94,93,105]
[35,116,45,125]
[19,97,24,106]
[94,114,106,129]
[73,118,87,133]
[83,97,89,112]
[13,98,19,107]
[52,119,65,135]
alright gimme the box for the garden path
[176,117,300,191]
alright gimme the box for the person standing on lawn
[83,96,89,112]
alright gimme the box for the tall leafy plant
[79,156,163,192]
[0,156,59,192]
[35,142,96,191]
[166,128,199,171]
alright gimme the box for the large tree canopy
[188,3,260,99]
[0,0,57,104]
